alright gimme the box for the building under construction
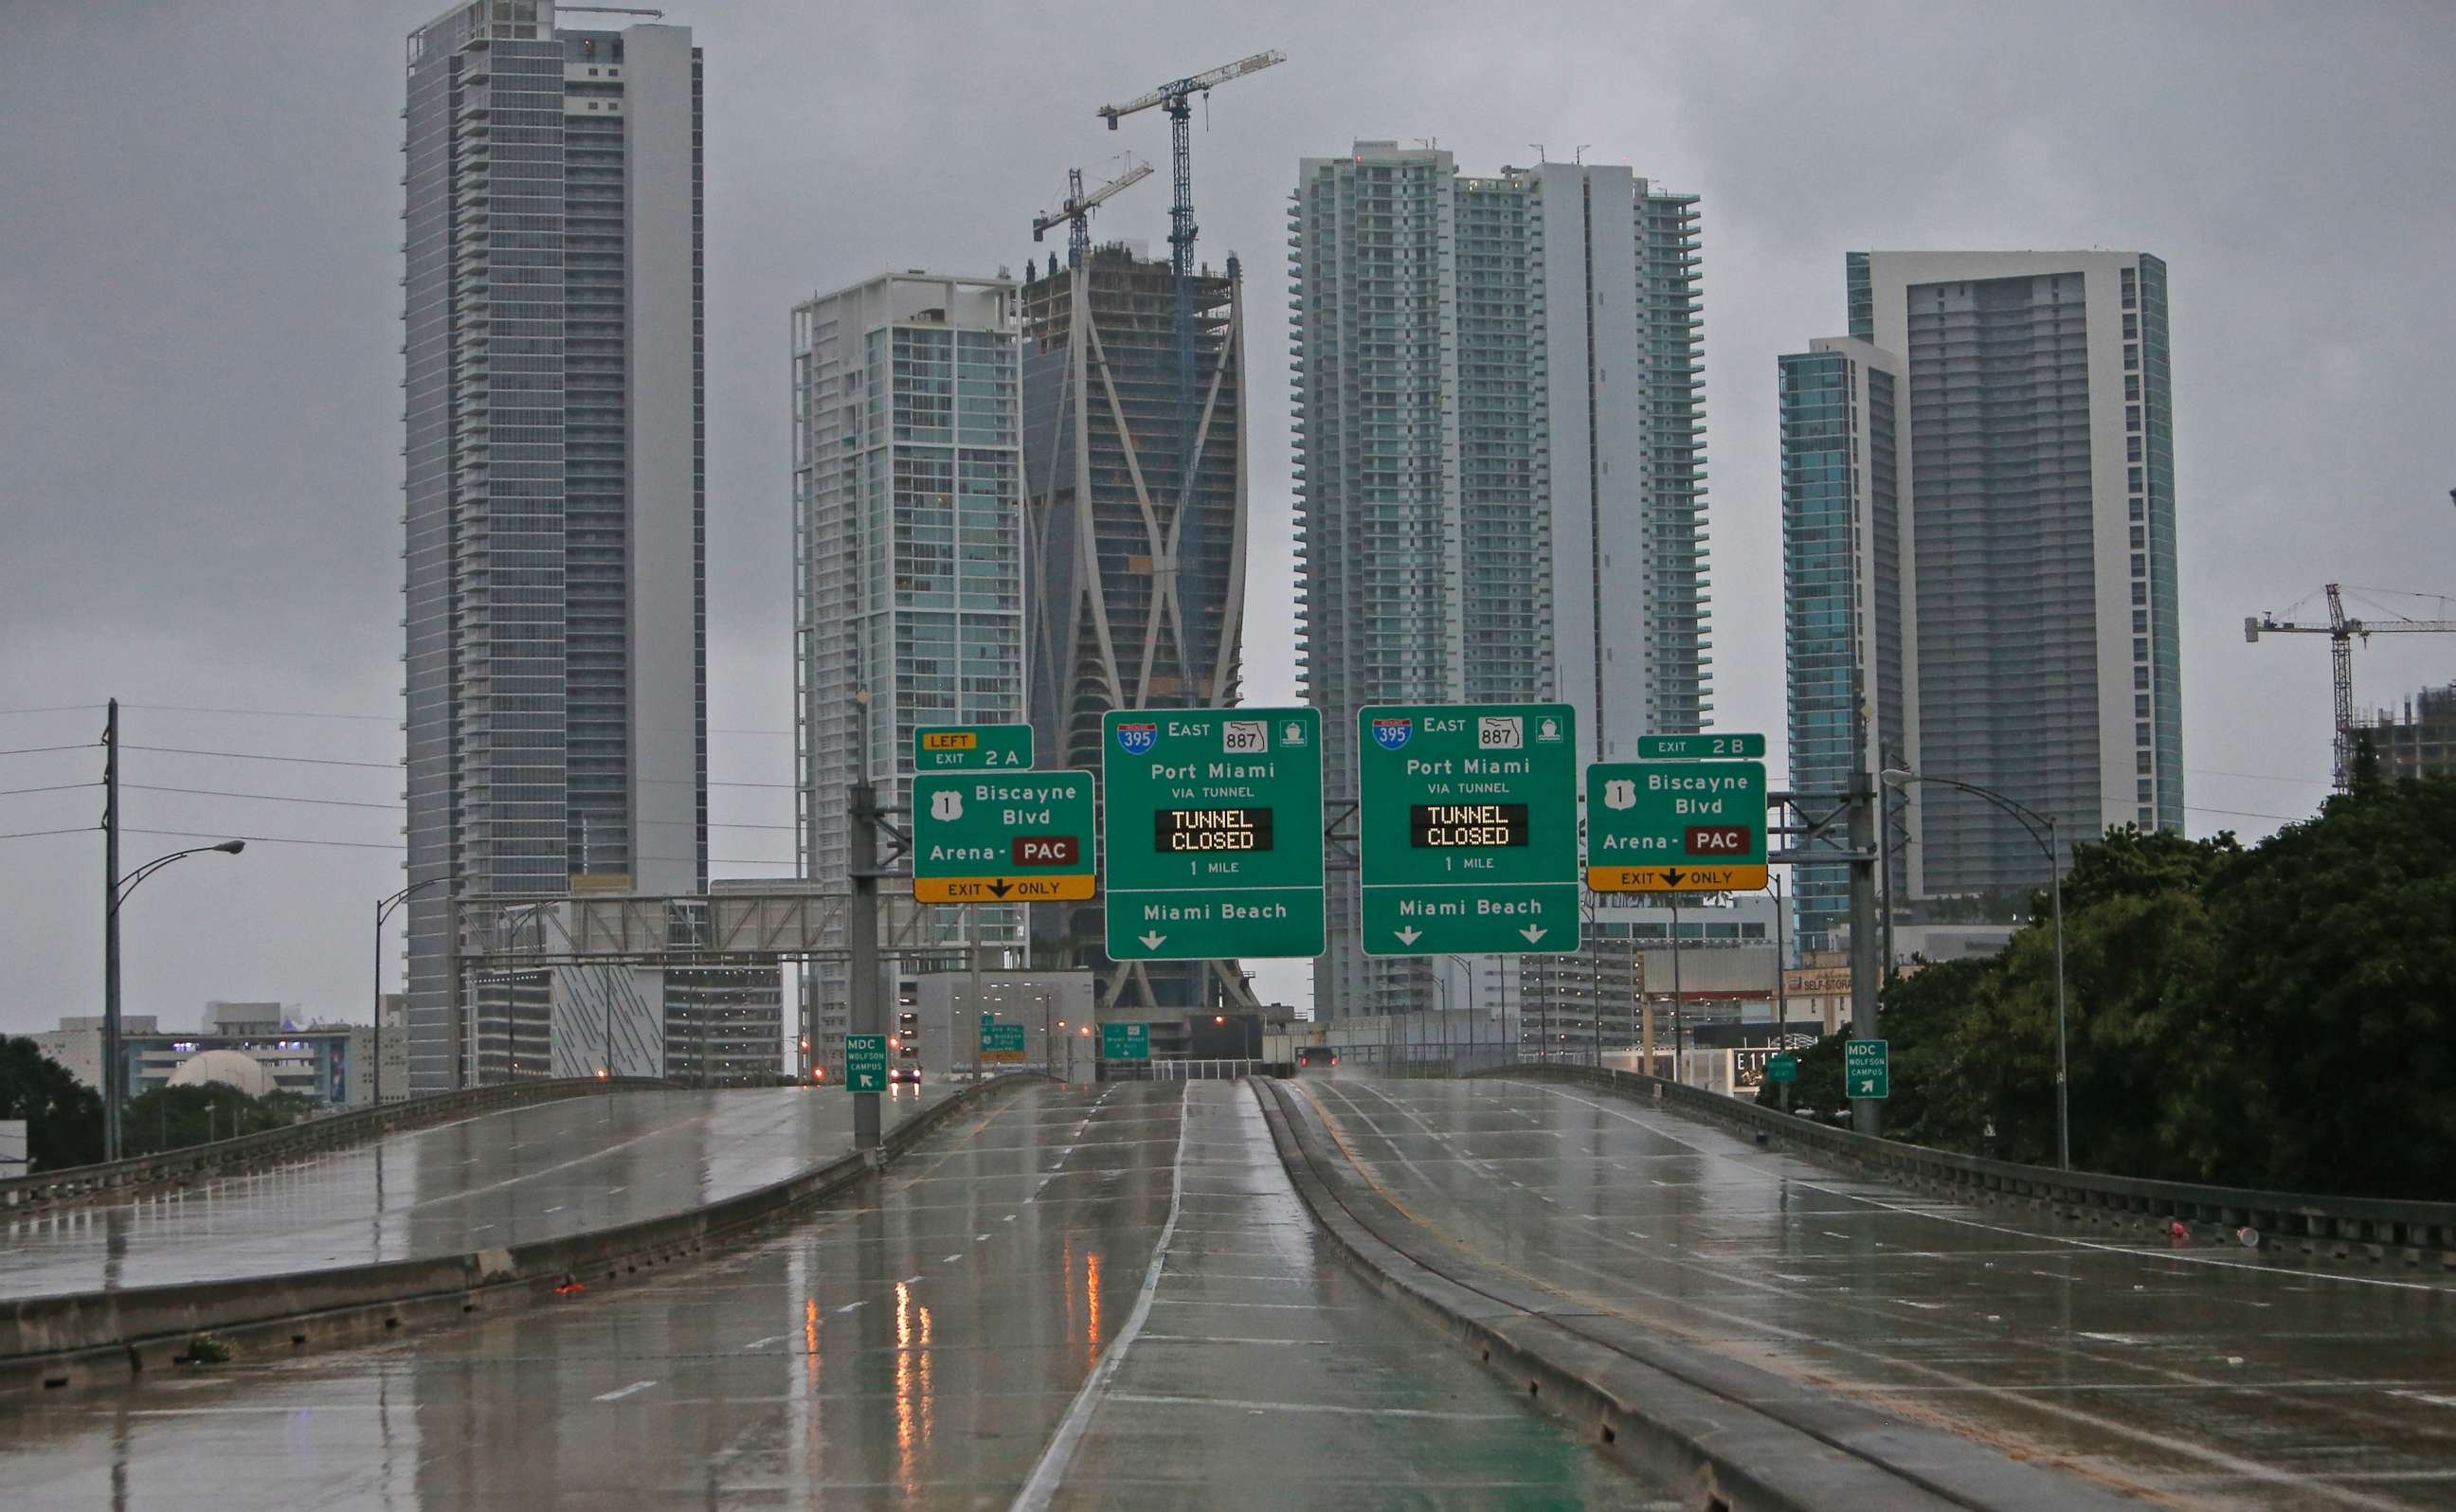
[1020,243,1248,1012]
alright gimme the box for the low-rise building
[33,1008,372,1108]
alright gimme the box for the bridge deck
[1288,1073,2456,1510]
[0,1082,1667,1509]
[0,1086,948,1300]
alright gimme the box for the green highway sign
[913,723,1033,771]
[1844,1038,1889,1099]
[845,1034,888,1092]
[1099,1022,1150,1061]
[978,1018,1027,1063]
[1765,1052,1798,1084]
[1636,732,1766,761]
[912,770,1096,904]
[1102,708,1326,961]
[1358,704,1580,956]
[1587,758,1767,892]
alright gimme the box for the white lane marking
[1106,1393,1515,1421]
[2388,1390,2456,1409]
[1011,1087,1190,1512]
[2081,1331,2150,1346]
[835,1302,865,1314]
[976,1233,992,1242]
[941,1253,964,1264]
[741,1334,793,1351]
[1896,1301,1945,1311]
[901,1274,923,1284]
[1002,1214,1017,1222]
[593,1379,658,1402]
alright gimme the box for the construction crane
[2247,583,2456,790]
[1032,155,1153,271]
[1097,49,1285,495]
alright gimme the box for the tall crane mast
[2247,583,2456,790]
[1096,49,1285,497]
[1032,155,1153,270]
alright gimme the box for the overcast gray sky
[3,0,2449,1036]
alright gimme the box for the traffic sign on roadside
[845,1034,888,1092]
[1100,1022,1150,1061]
[913,723,1033,771]
[978,1017,1027,1063]
[1358,704,1581,956]
[1587,758,1767,892]
[1844,1039,1889,1099]
[912,770,1096,904]
[1766,1052,1798,1084]
[1636,732,1766,761]
[1102,708,1326,961]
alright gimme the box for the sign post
[1844,1038,1889,1101]
[1767,1051,1797,1114]
[1357,704,1581,956]
[1586,757,1767,893]
[912,770,1097,905]
[1102,709,1326,961]
[845,1033,888,1093]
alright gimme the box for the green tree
[0,1035,104,1172]
[2161,776,2456,1196]
[123,1084,316,1156]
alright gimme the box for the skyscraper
[1290,142,1707,1020]
[1020,244,1248,1012]
[1781,251,2180,941]
[792,272,1026,1072]
[402,0,705,1092]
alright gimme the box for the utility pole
[849,779,882,1151]
[1771,873,1789,1036]
[1848,759,1881,1139]
[1669,895,1686,1084]
[101,697,121,1163]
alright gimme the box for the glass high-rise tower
[1290,142,1708,1021]
[401,1,705,1091]
[792,272,1026,1073]
[1782,251,2181,946]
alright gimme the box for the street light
[106,839,245,1162]
[1882,767,2069,1170]
[374,876,452,1107]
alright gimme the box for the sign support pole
[850,782,881,1152]
[1670,895,1685,1084]
[1848,759,1881,1139]
[967,900,981,1080]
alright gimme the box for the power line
[0,705,105,717]
[123,744,398,770]
[123,827,398,852]
[124,702,394,723]
[2185,803,2306,824]
[0,743,98,758]
[0,782,99,798]
[123,783,401,811]
[0,825,94,841]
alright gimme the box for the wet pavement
[0,1081,1665,1509]
[1291,1073,2456,1511]
[0,1085,949,1299]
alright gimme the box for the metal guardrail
[1,1073,1051,1390]
[1097,1059,1288,1082]
[1472,1062,2456,1269]
[0,1077,673,1214]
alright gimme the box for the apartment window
[2134,637,2150,661]
[2131,498,2145,521]
[2138,780,2155,802]
[2125,374,2140,401]
[2134,610,2149,634]
[2126,405,2141,430]
[2135,666,2150,691]
[2130,526,2146,549]
[2132,552,2147,578]
[2132,582,2147,606]
[2138,750,2154,774]
[2136,695,2152,718]
[2125,344,2139,369]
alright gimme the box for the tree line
[1765,752,2453,1199]
[0,1040,316,1173]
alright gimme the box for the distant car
[890,1065,922,1085]
[1296,1047,1339,1069]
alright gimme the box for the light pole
[1882,768,2068,1170]
[106,838,245,1161]
[374,876,450,1107]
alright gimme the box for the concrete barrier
[0,1074,1049,1394]
[1472,1062,2456,1270]
[0,1077,675,1215]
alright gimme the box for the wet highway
[0,1085,950,1300]
[0,1080,1664,1509]
[1290,1074,2456,1510]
